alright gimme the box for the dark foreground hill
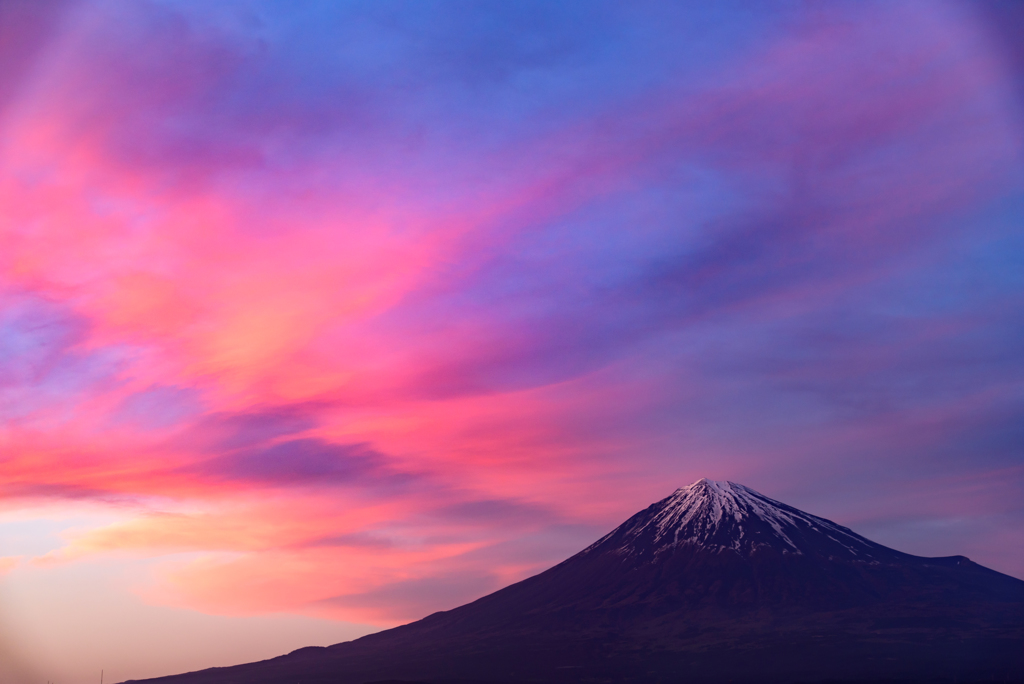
[126,479,1024,684]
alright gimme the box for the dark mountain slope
[127,479,1024,684]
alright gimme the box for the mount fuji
[129,479,1024,684]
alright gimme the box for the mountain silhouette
[127,479,1024,684]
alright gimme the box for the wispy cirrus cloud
[0,5,1022,663]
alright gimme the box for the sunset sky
[1,1,1023,682]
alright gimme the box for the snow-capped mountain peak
[583,478,892,560]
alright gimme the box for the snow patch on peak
[586,479,885,560]
[645,479,804,550]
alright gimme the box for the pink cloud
[0,0,1022,639]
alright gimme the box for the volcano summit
[131,480,1024,684]
[582,478,904,559]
